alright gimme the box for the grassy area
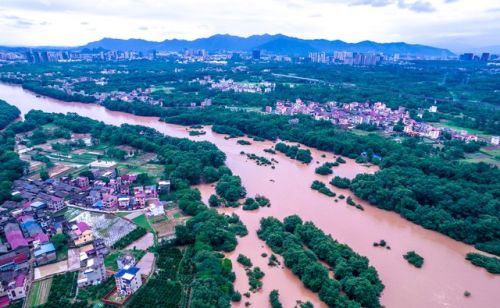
[132,214,155,233]
[481,147,500,159]
[104,249,146,271]
[114,212,130,218]
[27,278,52,307]
[462,151,500,166]
[435,120,491,137]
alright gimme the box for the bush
[466,253,500,274]
[237,140,251,145]
[216,174,246,202]
[330,176,351,189]
[243,202,259,211]
[237,254,253,267]
[231,291,242,302]
[311,180,336,197]
[269,290,283,308]
[403,251,424,268]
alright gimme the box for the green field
[132,214,155,232]
[434,120,491,137]
[114,212,130,218]
[27,278,52,307]
[462,152,500,167]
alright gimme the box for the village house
[115,265,142,296]
[147,199,164,217]
[70,222,94,246]
[47,196,65,212]
[77,253,107,287]
[4,224,28,251]
[0,271,28,303]
[117,253,136,270]
[33,242,56,266]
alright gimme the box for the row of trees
[0,102,27,204]
[258,215,384,308]
[0,99,20,129]
[174,188,248,307]
[274,142,313,164]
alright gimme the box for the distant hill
[25,34,452,57]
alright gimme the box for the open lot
[152,208,188,238]
[34,260,68,280]
[125,232,154,250]
[136,252,155,277]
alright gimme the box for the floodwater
[1,83,498,308]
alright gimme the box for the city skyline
[0,0,499,53]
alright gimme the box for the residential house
[147,199,164,217]
[0,250,29,272]
[33,242,56,266]
[118,197,130,209]
[4,224,28,251]
[115,265,142,296]
[48,196,65,212]
[18,216,49,244]
[77,253,107,287]
[70,222,94,246]
[117,253,136,270]
[0,272,28,302]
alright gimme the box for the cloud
[398,0,435,13]
[40,21,49,25]
[309,13,323,18]
[138,26,148,31]
[80,21,88,25]
[444,0,459,3]
[349,0,393,7]
[348,0,435,12]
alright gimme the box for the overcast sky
[0,0,499,51]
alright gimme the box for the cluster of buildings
[64,170,170,215]
[459,52,498,62]
[309,51,384,65]
[270,99,409,130]
[0,166,165,305]
[0,178,97,306]
[193,76,275,93]
[23,50,157,63]
[269,99,499,145]
[0,70,163,106]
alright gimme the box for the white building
[115,265,142,296]
[491,136,500,146]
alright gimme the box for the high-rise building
[480,53,490,61]
[252,49,261,60]
[459,53,474,61]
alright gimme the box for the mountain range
[79,34,454,57]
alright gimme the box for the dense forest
[0,99,20,129]
[161,107,500,256]
[0,102,27,204]
[258,215,384,307]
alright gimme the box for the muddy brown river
[0,83,498,308]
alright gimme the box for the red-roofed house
[4,224,28,251]
[70,222,94,246]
